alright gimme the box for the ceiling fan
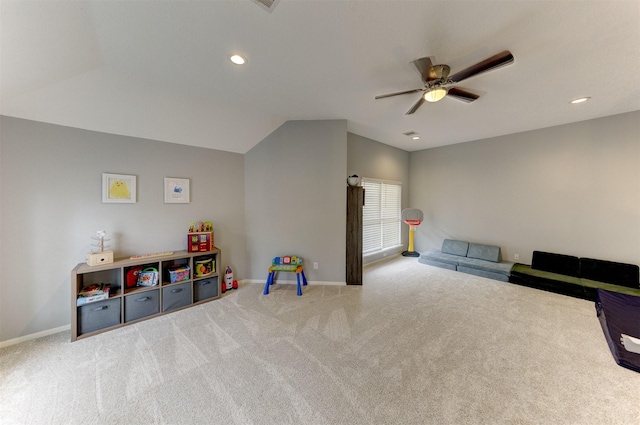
[375,50,514,115]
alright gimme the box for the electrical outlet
[514,254,520,261]
[313,262,319,269]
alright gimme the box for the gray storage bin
[78,298,121,335]
[124,289,159,322]
[162,282,191,312]
[194,277,218,302]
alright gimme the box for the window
[361,178,402,254]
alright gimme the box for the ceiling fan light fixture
[424,87,448,103]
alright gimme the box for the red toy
[222,265,238,293]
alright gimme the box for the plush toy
[222,265,238,293]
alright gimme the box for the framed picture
[102,173,137,203]
[164,177,190,203]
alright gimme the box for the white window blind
[362,179,402,254]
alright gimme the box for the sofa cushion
[457,266,510,282]
[582,279,640,298]
[532,251,580,277]
[457,257,514,275]
[510,264,586,298]
[419,249,461,266]
[418,257,457,271]
[510,263,582,286]
[441,239,469,257]
[467,243,501,263]
[580,258,640,289]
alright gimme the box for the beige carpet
[1,256,639,424]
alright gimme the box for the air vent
[251,0,279,13]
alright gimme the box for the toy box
[168,265,190,283]
[188,232,213,252]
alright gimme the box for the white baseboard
[0,324,70,349]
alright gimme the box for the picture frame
[164,177,190,203]
[102,173,137,203]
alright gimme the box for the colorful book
[77,283,111,306]
[76,292,109,306]
[79,282,110,297]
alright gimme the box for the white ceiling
[2,0,639,153]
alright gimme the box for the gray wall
[245,120,347,283]
[347,133,410,263]
[0,116,246,342]
[3,110,638,343]
[409,111,640,265]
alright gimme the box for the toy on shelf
[222,265,238,293]
[76,282,111,306]
[188,221,213,233]
[126,266,143,288]
[188,220,214,252]
[92,230,111,252]
[194,257,215,277]
[167,265,190,283]
[137,267,159,287]
[86,230,114,266]
[130,251,174,260]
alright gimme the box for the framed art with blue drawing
[164,177,190,203]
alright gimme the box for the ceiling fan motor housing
[426,65,451,90]
[432,64,450,80]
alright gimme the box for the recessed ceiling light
[570,97,590,104]
[412,135,421,140]
[230,54,247,65]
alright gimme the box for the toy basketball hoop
[402,208,423,257]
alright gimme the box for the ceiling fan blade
[375,88,423,99]
[447,87,479,103]
[413,56,436,83]
[449,50,514,83]
[405,95,426,115]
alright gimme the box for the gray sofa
[419,239,514,281]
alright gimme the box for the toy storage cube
[194,278,218,302]
[77,298,121,335]
[162,282,192,312]
[124,289,160,322]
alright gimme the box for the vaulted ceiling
[2,1,639,153]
